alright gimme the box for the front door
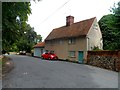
[78,51,84,63]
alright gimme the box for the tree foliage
[2,2,43,53]
[35,34,42,44]
[99,1,120,50]
[112,2,120,27]
[16,24,38,53]
[2,2,31,51]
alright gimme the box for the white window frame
[68,38,76,44]
[69,51,76,58]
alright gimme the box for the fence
[87,50,120,72]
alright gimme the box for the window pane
[68,39,71,44]
[69,51,75,57]
[46,50,49,53]
[68,38,75,44]
[60,40,63,44]
[50,51,54,54]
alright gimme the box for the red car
[41,52,58,60]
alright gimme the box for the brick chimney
[66,15,74,26]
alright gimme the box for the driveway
[2,55,118,88]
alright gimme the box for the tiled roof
[33,42,45,48]
[45,17,96,40]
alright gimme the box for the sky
[27,0,119,41]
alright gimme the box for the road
[2,55,118,88]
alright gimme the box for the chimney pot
[66,15,74,26]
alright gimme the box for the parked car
[19,51,26,55]
[41,52,58,60]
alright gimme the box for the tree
[15,24,38,53]
[2,2,31,51]
[99,14,116,50]
[111,1,120,29]
[35,34,42,43]
[2,2,43,53]
[99,1,120,50]
[24,24,37,44]
[112,2,120,50]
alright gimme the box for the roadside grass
[0,58,2,67]
[0,56,2,78]
[0,55,14,77]
[1,56,11,66]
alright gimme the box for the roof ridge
[45,17,96,40]
[53,17,96,30]
[33,42,45,48]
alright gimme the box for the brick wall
[87,50,120,72]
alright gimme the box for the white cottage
[33,42,45,57]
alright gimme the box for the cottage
[45,16,103,63]
[33,42,45,57]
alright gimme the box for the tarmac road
[2,55,118,88]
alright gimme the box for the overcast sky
[27,0,119,41]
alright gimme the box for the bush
[93,46,102,51]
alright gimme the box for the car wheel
[41,56,44,59]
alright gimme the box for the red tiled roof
[45,17,96,40]
[33,42,45,48]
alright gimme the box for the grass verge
[0,55,14,77]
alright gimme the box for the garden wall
[87,50,120,72]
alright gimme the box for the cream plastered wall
[87,18,103,50]
[45,37,87,61]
